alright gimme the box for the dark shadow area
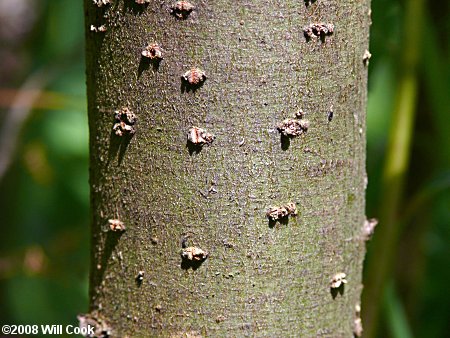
[186,140,203,155]
[135,275,144,287]
[330,285,345,299]
[327,110,333,122]
[170,7,194,20]
[108,130,134,166]
[304,0,317,6]
[117,133,134,164]
[303,30,332,43]
[171,12,191,20]
[137,56,161,78]
[137,57,151,78]
[280,134,291,151]
[180,258,205,271]
[180,78,205,93]
[94,230,125,291]
[268,219,276,228]
[123,0,148,15]
[303,32,312,42]
[268,216,289,228]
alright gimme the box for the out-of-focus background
[0,0,448,337]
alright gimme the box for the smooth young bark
[85,0,370,336]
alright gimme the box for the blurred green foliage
[0,0,448,337]
[0,0,88,332]
[365,0,449,337]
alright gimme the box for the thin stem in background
[362,0,425,336]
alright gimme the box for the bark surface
[85,0,370,336]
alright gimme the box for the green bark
[85,0,370,336]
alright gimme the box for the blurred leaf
[43,1,84,60]
[7,275,88,326]
[22,141,53,185]
[384,281,414,338]
[369,0,402,61]
[43,109,88,158]
[418,191,450,338]
[420,10,450,166]
[366,58,397,211]
[367,58,396,146]
[402,172,450,226]
[48,64,86,99]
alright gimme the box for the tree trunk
[84,0,370,336]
